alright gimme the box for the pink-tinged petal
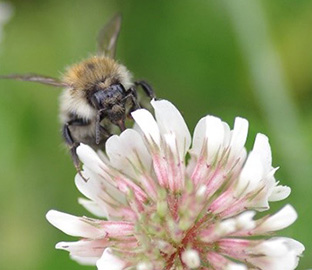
[46,210,106,238]
[206,252,231,270]
[116,175,147,205]
[209,188,238,215]
[56,239,108,258]
[255,204,297,234]
[132,108,161,147]
[204,170,229,197]
[200,219,236,243]
[151,99,191,157]
[150,152,170,188]
[99,221,134,237]
[217,238,256,260]
[96,248,126,270]
[162,133,185,191]
[218,197,248,218]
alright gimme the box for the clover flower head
[47,99,304,270]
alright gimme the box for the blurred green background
[0,0,311,269]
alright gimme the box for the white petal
[228,117,248,160]
[132,108,160,146]
[96,248,126,270]
[252,133,272,173]
[281,237,305,254]
[236,211,256,230]
[223,122,231,147]
[137,262,154,270]
[225,262,247,270]
[236,151,264,195]
[249,238,304,270]
[181,249,201,269]
[190,116,206,156]
[256,205,297,233]
[46,210,106,238]
[269,185,291,201]
[190,115,225,162]
[216,219,236,236]
[78,198,108,219]
[75,172,135,221]
[106,129,152,178]
[77,144,106,175]
[56,239,107,258]
[205,116,225,162]
[71,255,98,265]
[75,168,126,206]
[151,99,191,157]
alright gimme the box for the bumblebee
[1,14,155,176]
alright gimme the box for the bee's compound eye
[90,90,107,109]
[111,83,126,93]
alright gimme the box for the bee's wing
[97,13,122,58]
[0,74,69,87]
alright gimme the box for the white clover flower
[46,99,304,270]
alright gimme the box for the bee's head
[89,82,127,128]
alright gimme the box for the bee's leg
[125,87,141,111]
[62,118,89,181]
[96,124,111,144]
[95,109,112,145]
[134,80,155,99]
[99,125,111,137]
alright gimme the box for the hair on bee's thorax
[62,56,133,92]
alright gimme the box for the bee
[0,14,155,177]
